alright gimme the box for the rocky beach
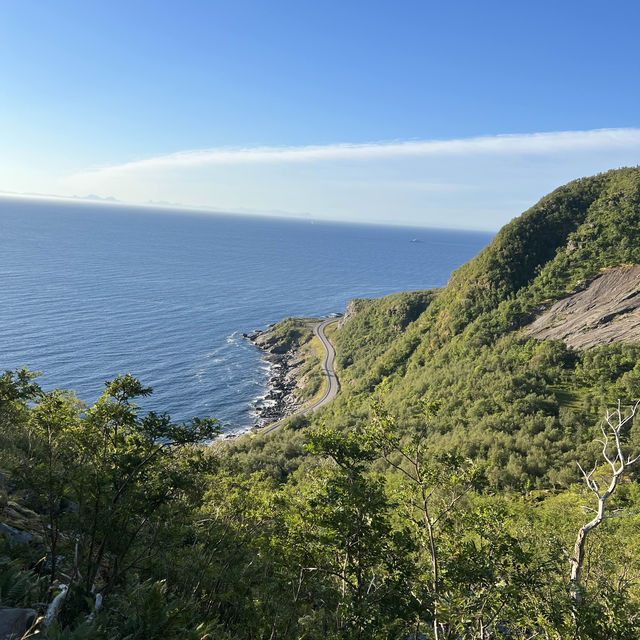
[243,326,306,429]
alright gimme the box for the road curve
[261,318,340,435]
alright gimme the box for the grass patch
[324,320,339,343]
[549,384,584,410]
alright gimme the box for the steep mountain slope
[315,166,640,489]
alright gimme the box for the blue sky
[2,0,640,229]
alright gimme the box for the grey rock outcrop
[0,523,33,545]
[526,265,640,349]
[0,608,37,640]
[339,299,369,328]
[0,499,42,545]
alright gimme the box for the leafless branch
[570,399,640,605]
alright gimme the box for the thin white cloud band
[73,128,640,178]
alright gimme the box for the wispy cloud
[72,128,640,179]
[57,127,640,230]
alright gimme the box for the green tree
[284,426,415,638]
[366,400,478,639]
[22,390,84,586]
[76,374,220,598]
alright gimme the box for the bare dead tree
[570,399,640,604]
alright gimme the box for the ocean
[0,197,493,433]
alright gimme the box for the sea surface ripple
[0,198,493,432]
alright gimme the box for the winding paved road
[261,318,340,435]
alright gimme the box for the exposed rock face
[526,265,640,349]
[339,299,370,328]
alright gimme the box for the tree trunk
[569,527,587,604]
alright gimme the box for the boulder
[0,607,38,640]
[0,523,32,544]
[2,502,41,532]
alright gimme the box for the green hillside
[312,166,640,489]
[3,167,640,638]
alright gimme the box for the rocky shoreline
[242,327,305,430]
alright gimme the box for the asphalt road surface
[261,318,340,435]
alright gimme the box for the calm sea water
[0,197,492,432]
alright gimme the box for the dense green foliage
[3,167,640,638]
[259,317,315,351]
[335,291,434,377]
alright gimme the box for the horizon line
[0,191,500,234]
